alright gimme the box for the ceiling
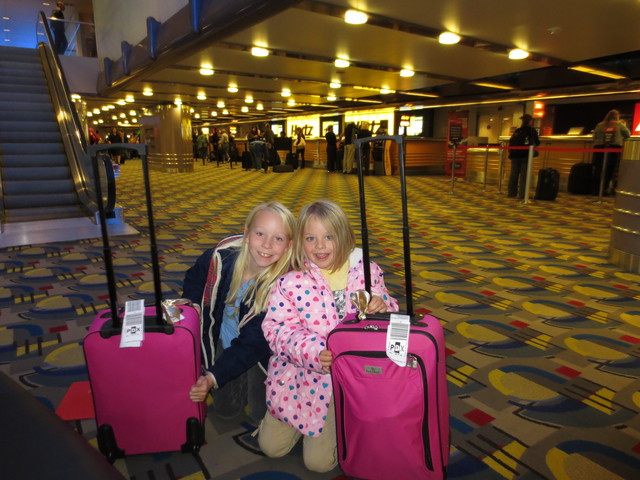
[5,0,640,128]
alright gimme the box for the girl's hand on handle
[189,375,214,402]
[320,350,333,373]
[367,295,388,314]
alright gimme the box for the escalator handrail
[37,10,87,151]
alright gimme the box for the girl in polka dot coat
[259,200,397,472]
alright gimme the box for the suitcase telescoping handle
[354,135,414,317]
[89,144,163,329]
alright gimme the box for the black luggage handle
[354,135,414,317]
[89,144,164,330]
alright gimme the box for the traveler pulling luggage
[83,145,206,462]
[327,135,450,480]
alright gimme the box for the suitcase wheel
[181,417,205,455]
[97,424,124,463]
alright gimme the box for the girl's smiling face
[245,210,291,276]
[302,216,335,270]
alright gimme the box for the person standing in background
[51,2,68,55]
[357,121,373,175]
[325,125,337,173]
[219,128,230,164]
[591,109,631,196]
[507,114,539,199]
[196,129,209,165]
[107,127,123,165]
[294,127,306,170]
[342,122,358,174]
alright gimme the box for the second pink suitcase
[83,145,205,461]
[327,135,450,479]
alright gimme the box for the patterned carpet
[1,159,639,480]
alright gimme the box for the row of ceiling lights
[82,8,628,122]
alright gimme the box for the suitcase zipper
[334,349,433,471]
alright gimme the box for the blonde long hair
[227,202,295,313]
[292,199,355,272]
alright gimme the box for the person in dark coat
[325,125,338,172]
[51,2,68,55]
[507,114,539,198]
[183,203,295,422]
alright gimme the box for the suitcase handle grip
[89,144,164,329]
[353,135,414,317]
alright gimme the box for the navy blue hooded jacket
[182,236,270,388]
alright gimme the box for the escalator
[0,45,85,223]
[0,14,136,248]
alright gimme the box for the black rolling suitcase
[534,167,560,200]
[242,150,252,170]
[568,162,593,194]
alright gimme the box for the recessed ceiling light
[174,98,182,105]
[222,109,229,115]
[287,99,296,106]
[334,58,350,68]
[217,100,225,108]
[117,99,126,105]
[251,46,269,57]
[327,94,337,101]
[199,66,214,75]
[211,110,217,116]
[330,81,341,89]
[93,108,100,114]
[245,96,253,103]
[438,32,460,45]
[125,95,134,102]
[256,103,264,111]
[344,10,368,25]
[197,93,207,100]
[142,88,153,96]
[228,84,238,93]
[281,88,291,97]
[508,48,529,60]
[380,88,394,94]
[400,69,415,77]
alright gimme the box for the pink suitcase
[327,135,450,480]
[83,146,205,461]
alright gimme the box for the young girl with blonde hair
[259,199,398,472]
[182,202,295,422]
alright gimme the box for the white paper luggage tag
[120,299,145,348]
[386,313,411,367]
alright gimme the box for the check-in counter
[304,137,447,175]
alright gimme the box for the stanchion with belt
[522,144,536,205]
[448,142,458,195]
[594,151,609,204]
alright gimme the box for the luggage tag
[120,299,145,348]
[386,314,411,367]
